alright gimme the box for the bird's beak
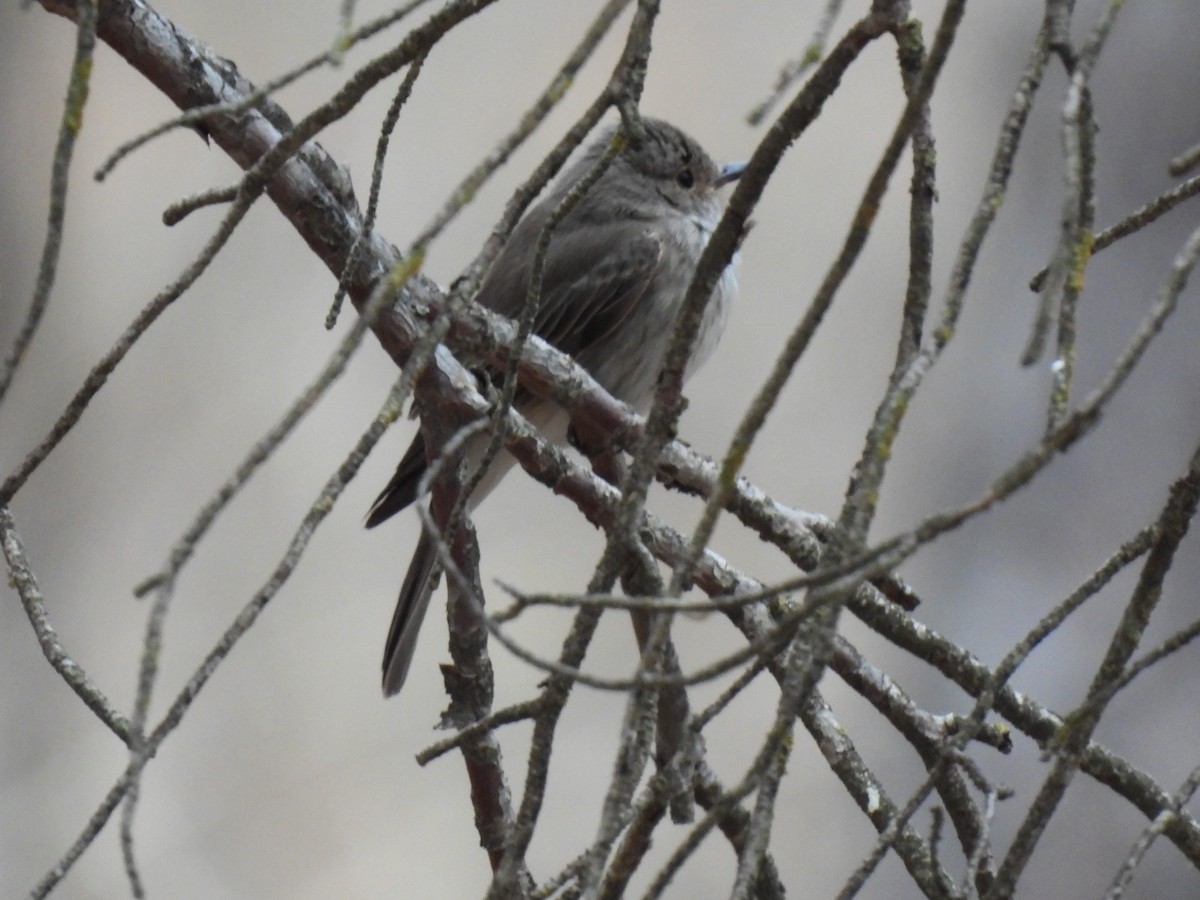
[713,161,747,188]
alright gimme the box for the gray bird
[367,118,745,697]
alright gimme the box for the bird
[367,117,745,697]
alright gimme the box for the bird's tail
[381,529,440,696]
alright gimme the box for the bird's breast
[586,214,737,408]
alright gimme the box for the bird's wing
[365,431,426,528]
[365,221,662,527]
[486,220,664,361]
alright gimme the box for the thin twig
[0,507,132,742]
[1104,762,1200,900]
[0,0,97,405]
[326,50,427,326]
[988,436,1200,897]
[27,372,411,893]
[1028,170,1200,292]
[746,0,845,126]
[92,0,435,180]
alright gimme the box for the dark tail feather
[381,529,440,696]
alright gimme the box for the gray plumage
[367,118,744,697]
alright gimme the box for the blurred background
[2,0,1199,896]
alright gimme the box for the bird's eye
[675,168,695,189]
